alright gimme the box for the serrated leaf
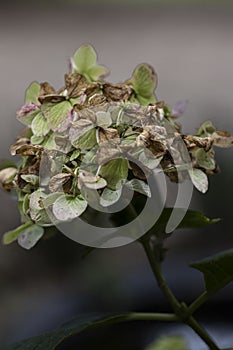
[100,158,128,190]
[126,179,151,197]
[130,64,157,105]
[2,222,33,245]
[3,313,135,350]
[17,224,44,250]
[25,82,40,104]
[147,208,220,236]
[191,249,233,294]
[31,112,50,136]
[41,101,71,132]
[53,194,87,221]
[188,168,208,193]
[146,336,188,350]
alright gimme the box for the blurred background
[0,0,233,349]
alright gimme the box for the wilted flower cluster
[0,45,232,249]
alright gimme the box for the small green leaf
[31,112,50,136]
[145,336,188,350]
[188,168,208,193]
[70,149,81,161]
[191,249,233,294]
[100,158,128,190]
[41,101,71,132]
[25,82,40,104]
[53,194,87,221]
[130,64,157,105]
[2,222,33,245]
[17,224,44,250]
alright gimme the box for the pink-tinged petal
[16,103,38,118]
[57,109,73,133]
[79,93,87,105]
[172,99,189,116]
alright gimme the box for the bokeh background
[0,0,233,349]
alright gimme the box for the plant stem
[188,291,209,315]
[142,239,220,350]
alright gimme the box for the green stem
[142,239,220,350]
[188,291,209,315]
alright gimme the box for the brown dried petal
[49,173,72,193]
[103,83,132,101]
[65,73,89,98]
[212,131,233,148]
[39,82,56,97]
[183,135,213,151]
[10,138,43,156]
[98,128,119,143]
[0,167,18,190]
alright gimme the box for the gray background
[0,1,233,348]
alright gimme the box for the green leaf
[130,64,157,105]
[17,224,44,250]
[70,149,81,161]
[191,249,233,294]
[148,208,220,236]
[25,82,40,104]
[2,222,33,245]
[145,336,188,350]
[100,158,128,190]
[41,101,71,132]
[53,194,87,221]
[3,314,134,350]
[188,168,208,193]
[31,112,50,136]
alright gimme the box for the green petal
[53,195,87,221]
[17,224,44,250]
[100,158,128,190]
[25,81,40,104]
[31,112,50,136]
[73,44,97,72]
[2,222,33,245]
[188,168,208,193]
[87,65,109,81]
[42,101,71,132]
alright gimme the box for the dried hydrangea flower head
[0,44,232,249]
